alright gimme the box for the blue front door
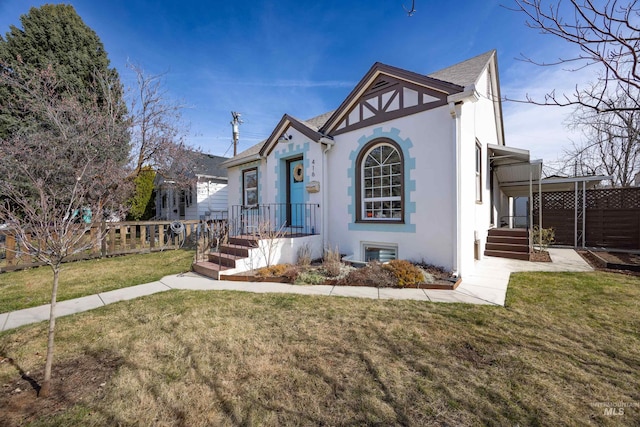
[288,159,304,228]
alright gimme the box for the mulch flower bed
[580,250,640,274]
[225,260,460,290]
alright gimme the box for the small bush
[295,270,326,285]
[383,259,426,287]
[323,245,343,277]
[532,225,555,251]
[296,244,312,266]
[324,246,341,264]
[337,262,396,288]
[256,264,290,277]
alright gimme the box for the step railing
[228,203,319,238]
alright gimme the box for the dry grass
[0,271,639,425]
[0,250,195,313]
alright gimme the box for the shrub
[295,270,326,285]
[126,166,156,220]
[337,262,396,288]
[296,243,312,266]
[383,260,426,288]
[256,264,290,277]
[323,246,342,277]
[532,225,555,251]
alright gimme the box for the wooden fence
[533,187,640,249]
[0,219,228,273]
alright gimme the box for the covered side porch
[487,144,608,260]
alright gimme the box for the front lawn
[0,250,194,313]
[0,271,638,425]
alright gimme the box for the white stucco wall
[325,106,457,271]
[224,63,504,279]
[266,126,325,234]
[226,235,323,274]
[455,68,503,276]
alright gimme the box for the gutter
[447,86,479,278]
[450,101,462,277]
[320,136,335,250]
[221,153,263,169]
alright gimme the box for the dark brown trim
[355,138,405,223]
[331,76,449,136]
[321,62,463,135]
[333,99,447,136]
[261,114,324,157]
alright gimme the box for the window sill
[356,219,405,224]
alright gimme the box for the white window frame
[475,140,482,203]
[243,168,258,206]
[362,242,398,262]
[361,143,403,221]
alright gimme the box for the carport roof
[488,144,610,197]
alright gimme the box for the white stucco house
[197,50,542,279]
[155,152,228,221]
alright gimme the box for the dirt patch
[577,250,640,276]
[0,351,122,426]
[530,251,552,262]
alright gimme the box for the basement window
[363,243,398,262]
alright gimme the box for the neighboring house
[214,50,544,278]
[155,152,228,221]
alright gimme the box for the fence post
[5,232,15,266]
[140,225,147,250]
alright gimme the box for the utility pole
[231,111,242,156]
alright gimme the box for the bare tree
[511,0,640,112]
[0,64,130,397]
[126,64,196,184]
[563,85,640,185]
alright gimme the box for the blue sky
[0,0,595,166]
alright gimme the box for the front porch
[193,203,322,279]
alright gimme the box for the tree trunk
[39,265,60,397]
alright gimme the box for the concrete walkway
[0,248,593,332]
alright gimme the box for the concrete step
[192,261,230,280]
[487,235,529,245]
[220,243,250,258]
[208,252,244,268]
[487,228,528,238]
[485,242,530,253]
[484,250,530,261]
[228,236,259,247]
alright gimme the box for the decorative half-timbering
[333,75,447,135]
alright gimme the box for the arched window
[356,140,404,222]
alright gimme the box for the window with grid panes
[361,143,403,221]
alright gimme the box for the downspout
[450,101,462,277]
[320,136,335,250]
[447,87,478,278]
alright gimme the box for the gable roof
[259,113,331,157]
[427,50,496,87]
[224,50,503,166]
[223,111,334,167]
[190,152,228,178]
[320,62,464,134]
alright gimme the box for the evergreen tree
[0,4,126,137]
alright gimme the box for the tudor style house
[155,152,228,221]
[195,50,541,279]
